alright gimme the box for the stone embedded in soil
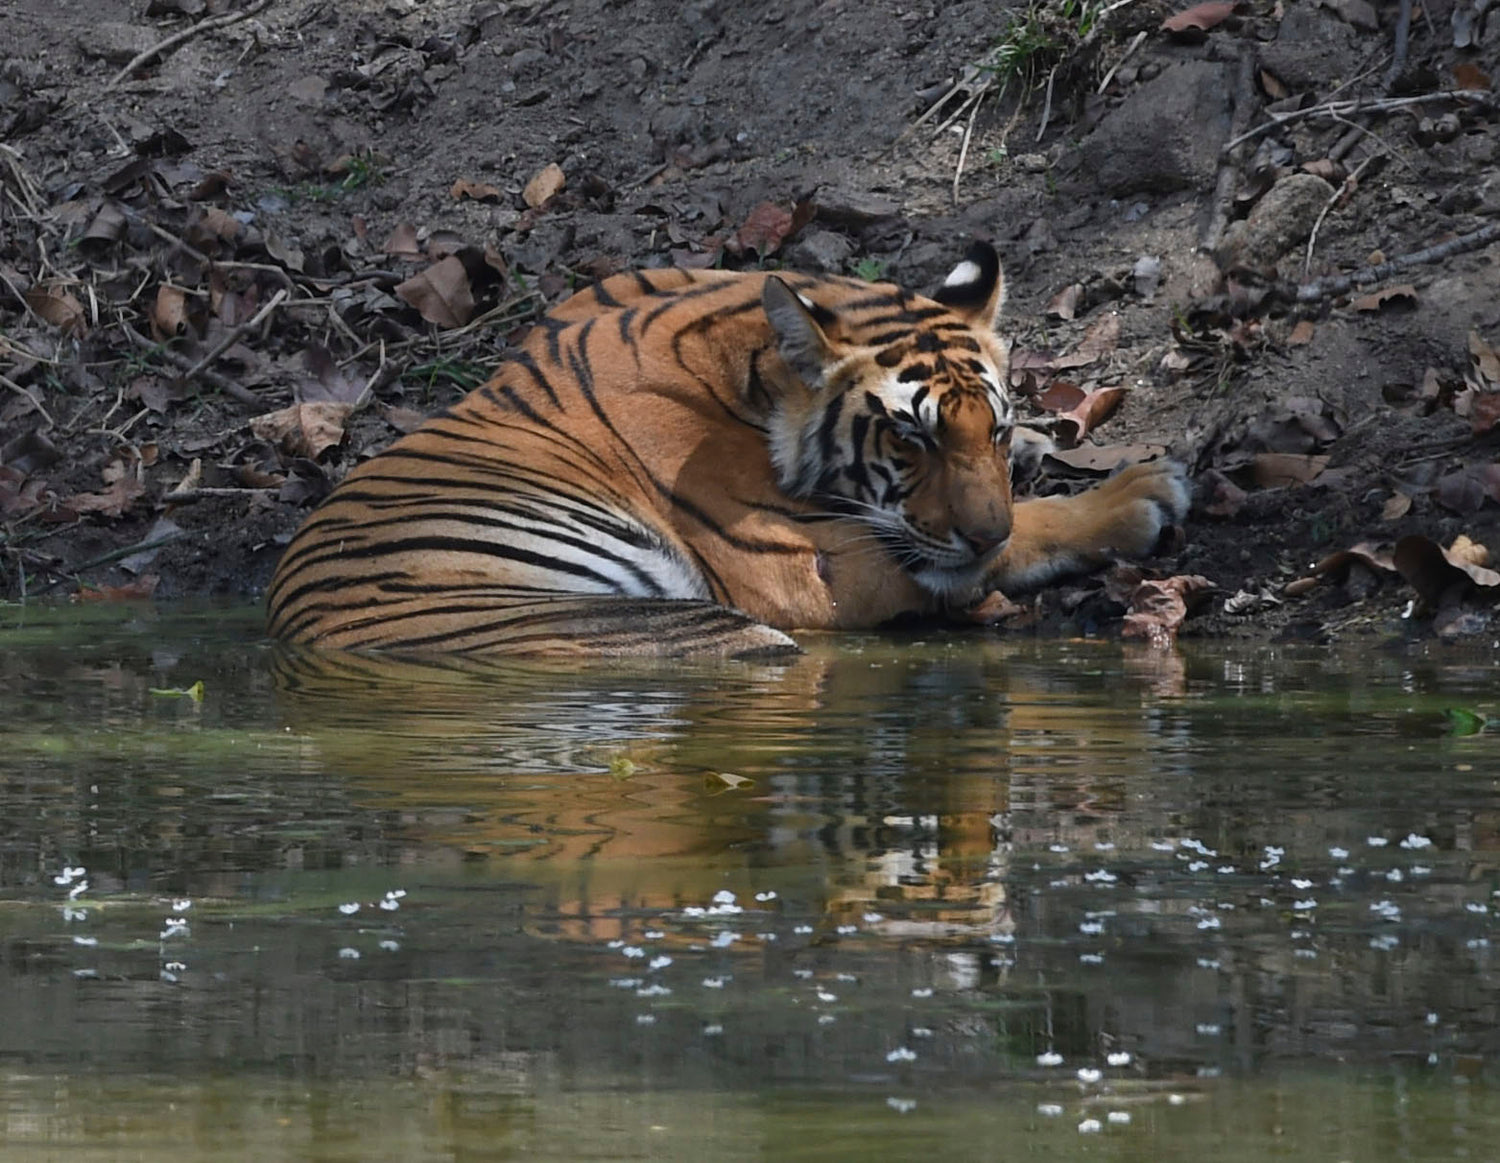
[1259,5,1360,90]
[1217,172,1336,270]
[784,229,855,273]
[1074,62,1230,196]
[76,23,159,64]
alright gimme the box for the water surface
[2,604,1498,1160]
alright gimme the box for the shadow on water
[2,602,1500,1159]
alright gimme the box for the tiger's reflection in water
[271,638,1179,946]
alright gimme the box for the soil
[2,0,1499,643]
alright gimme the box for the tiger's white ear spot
[795,291,818,311]
[943,260,983,289]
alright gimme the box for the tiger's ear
[763,277,836,388]
[932,241,1004,330]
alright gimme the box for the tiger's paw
[1086,458,1191,559]
[995,458,1190,592]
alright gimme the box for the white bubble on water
[887,1097,917,1114]
[1367,836,1389,848]
[1107,1052,1132,1066]
[1037,1103,1064,1117]
[1078,1118,1102,1134]
[1076,1068,1102,1083]
[1107,1111,1132,1125]
[1036,1051,1064,1067]
[338,947,360,959]
[338,902,360,915]
[886,1047,917,1063]
[1399,834,1433,850]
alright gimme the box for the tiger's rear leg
[273,592,800,659]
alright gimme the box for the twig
[105,0,275,90]
[1302,154,1379,279]
[161,487,280,503]
[120,323,264,407]
[1202,46,1258,253]
[1290,221,1500,302]
[1382,0,1413,92]
[1097,30,1148,95]
[1220,90,1494,156]
[953,92,984,203]
[1035,64,1059,143]
[30,532,186,595]
[175,287,288,386]
[0,372,56,428]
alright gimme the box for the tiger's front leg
[988,459,1190,593]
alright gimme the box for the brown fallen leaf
[1259,68,1289,100]
[395,255,475,328]
[1469,330,1500,388]
[1466,392,1500,436]
[1453,63,1492,91]
[82,200,128,246]
[65,471,145,518]
[25,282,88,337]
[1044,386,1128,446]
[1435,468,1489,514]
[1320,0,1378,30]
[74,575,160,602]
[1161,1,1237,37]
[384,405,428,434]
[1381,491,1413,521]
[725,200,813,259]
[1046,443,1167,473]
[301,345,367,405]
[1252,452,1329,488]
[452,178,503,202]
[1313,541,1397,579]
[1046,283,1083,321]
[1393,534,1500,607]
[522,162,566,209]
[249,401,353,460]
[1121,575,1216,647]
[962,590,1026,624]
[1053,313,1121,369]
[1288,319,1316,345]
[384,222,422,260]
[152,284,189,341]
[1351,284,1417,312]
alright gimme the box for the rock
[1259,6,1358,90]
[1075,62,1229,195]
[1217,172,1336,269]
[76,23,158,65]
[785,229,854,272]
[813,188,900,229]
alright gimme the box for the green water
[2,604,1499,1160]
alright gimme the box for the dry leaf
[1047,283,1083,320]
[301,345,367,405]
[522,162,566,209]
[1200,468,1247,518]
[1161,1,1237,37]
[395,256,475,328]
[152,284,188,341]
[1121,575,1216,647]
[1436,468,1489,513]
[1288,319,1316,345]
[1469,330,1500,387]
[1259,68,1289,99]
[726,200,809,258]
[1381,491,1412,521]
[1453,62,1492,91]
[249,401,353,459]
[1252,452,1329,488]
[1448,534,1491,569]
[74,575,160,602]
[25,282,87,337]
[65,463,145,518]
[1393,534,1500,607]
[1467,393,1500,436]
[963,590,1026,624]
[384,222,422,260]
[1351,284,1418,312]
[1046,443,1167,473]
[452,178,503,202]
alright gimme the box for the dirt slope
[2,0,1498,642]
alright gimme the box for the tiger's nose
[959,529,1008,557]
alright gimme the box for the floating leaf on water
[608,755,637,780]
[1444,708,1489,737]
[147,680,205,702]
[705,770,753,791]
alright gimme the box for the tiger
[265,242,1189,656]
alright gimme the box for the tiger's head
[760,242,1032,598]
